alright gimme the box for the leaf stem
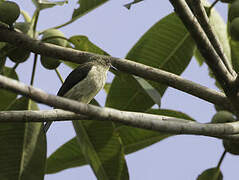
[209,0,220,12]
[28,54,38,110]
[12,63,19,70]
[55,68,64,84]
[31,9,40,38]
[217,150,226,169]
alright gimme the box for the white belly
[64,65,108,103]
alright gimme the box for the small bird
[43,57,112,133]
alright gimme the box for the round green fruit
[223,139,239,155]
[40,29,67,69]
[8,22,31,63]
[229,0,239,21]
[211,111,235,123]
[230,17,239,41]
[40,56,61,70]
[41,29,67,47]
[0,1,20,26]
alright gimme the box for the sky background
[6,0,239,179]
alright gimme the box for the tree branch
[0,25,232,110]
[186,0,235,76]
[1,74,239,140]
[169,0,239,115]
[169,0,234,88]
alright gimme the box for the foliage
[0,0,237,179]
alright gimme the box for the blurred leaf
[197,167,223,180]
[72,0,109,21]
[46,109,193,173]
[106,13,195,111]
[64,35,109,69]
[0,97,46,180]
[194,1,231,66]
[124,0,144,9]
[0,67,18,110]
[72,120,129,180]
[32,0,67,10]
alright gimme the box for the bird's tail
[43,122,52,133]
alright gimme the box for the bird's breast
[64,65,108,103]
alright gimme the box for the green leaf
[72,120,129,180]
[46,109,193,174]
[118,109,194,154]
[0,67,18,110]
[197,167,223,180]
[69,35,109,55]
[72,0,109,20]
[124,0,144,9]
[64,35,109,69]
[133,76,161,107]
[0,97,46,180]
[106,13,195,111]
[103,83,111,94]
[31,0,67,10]
[194,1,231,66]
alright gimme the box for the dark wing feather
[57,63,93,97]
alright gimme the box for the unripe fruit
[211,111,235,123]
[229,0,239,21]
[211,111,239,155]
[40,29,67,69]
[0,1,20,26]
[230,17,239,41]
[8,22,31,63]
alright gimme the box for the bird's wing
[57,63,93,97]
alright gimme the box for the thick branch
[187,0,235,76]
[1,75,239,140]
[169,0,234,89]
[0,25,231,109]
[169,0,239,115]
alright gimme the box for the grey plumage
[43,58,111,132]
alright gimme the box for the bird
[43,57,112,133]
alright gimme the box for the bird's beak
[110,65,118,71]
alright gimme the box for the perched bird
[43,57,112,133]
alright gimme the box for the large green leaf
[72,120,128,180]
[0,67,18,110]
[46,109,193,174]
[118,109,194,154]
[106,13,195,111]
[0,97,46,180]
